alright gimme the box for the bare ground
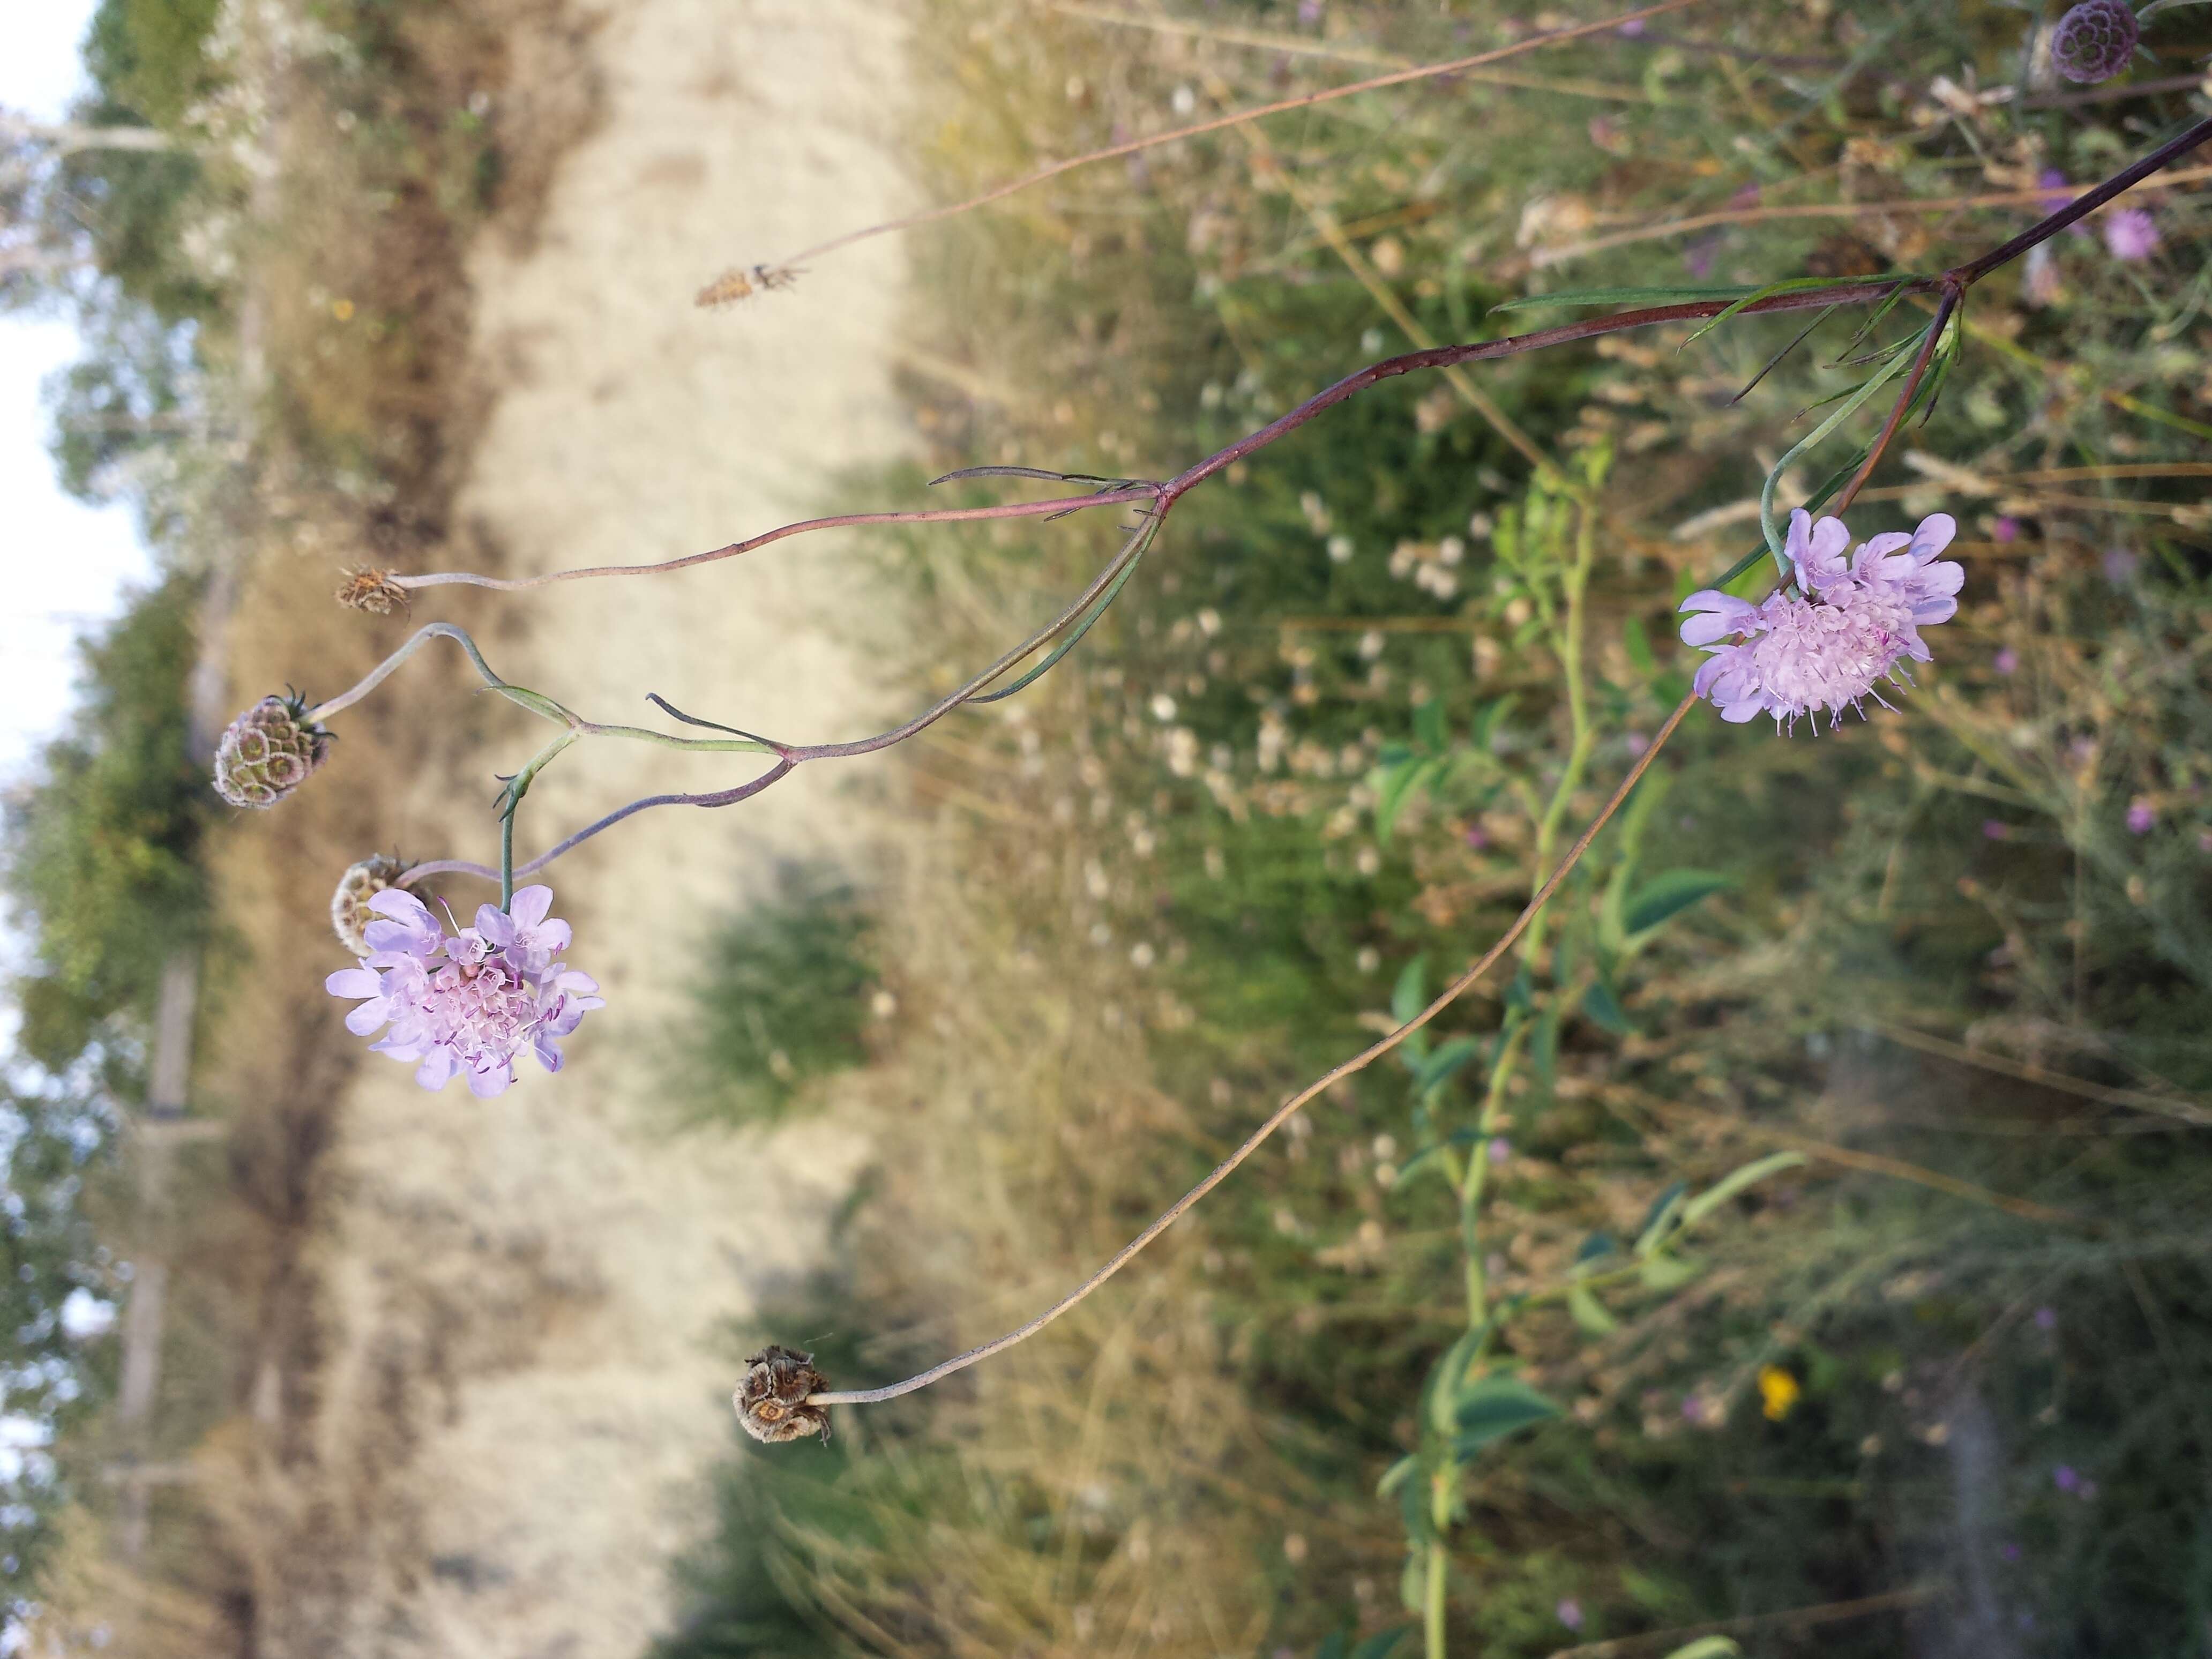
[197,2,915,1653]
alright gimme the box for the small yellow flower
[1758,1365,1801,1422]
[332,298,355,322]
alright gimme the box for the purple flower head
[2050,0,2138,84]
[1679,510,1963,731]
[2127,798,2155,835]
[1994,648,2020,675]
[2035,1305,2058,1331]
[1556,1599,1585,1632]
[327,882,603,1095]
[2053,1464,2080,1492]
[2103,547,2140,585]
[1983,819,2011,841]
[1488,1136,1512,1164]
[2103,207,2159,261]
[1993,517,2020,544]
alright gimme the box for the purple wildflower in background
[1984,820,2011,841]
[2127,798,2156,835]
[2035,1306,2058,1331]
[2054,1464,2080,1492]
[2103,208,2160,261]
[2103,547,2140,585]
[2050,0,2139,84]
[1992,517,2020,544]
[1556,1600,1585,1631]
[1488,1137,1512,1164]
[1297,0,1323,24]
[1994,648,2020,674]
[1678,509,1964,730]
[325,884,603,1096]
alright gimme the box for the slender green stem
[1459,1018,1531,1323]
[1425,1534,1451,1659]
[496,731,579,910]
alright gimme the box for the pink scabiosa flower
[325,884,603,1096]
[2103,208,2159,261]
[1678,509,1963,731]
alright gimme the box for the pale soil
[313,2,911,1650]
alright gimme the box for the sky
[0,0,156,786]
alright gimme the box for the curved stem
[708,0,1707,283]
[805,690,1698,1409]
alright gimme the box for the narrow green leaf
[1574,1231,1618,1267]
[1413,697,1447,753]
[1682,1150,1808,1228]
[1757,335,1916,561]
[1376,1453,1422,1499]
[1453,1377,1563,1451]
[1391,955,1429,1028]
[1660,1640,1741,1659]
[1315,1634,1349,1659]
[1622,612,1657,676]
[1352,1630,1411,1659]
[1489,282,1762,313]
[1413,1036,1482,1098]
[1374,757,1439,843]
[1581,979,1633,1037]
[1640,1252,1705,1292]
[1624,870,1733,937]
[1684,274,1887,349]
[1634,1181,1689,1257]
[1567,1281,1621,1336]
[1424,1325,1489,1436]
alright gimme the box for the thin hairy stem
[805,689,1698,1409]
[701,0,1706,288]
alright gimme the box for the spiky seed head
[2050,0,2138,83]
[331,854,414,956]
[335,566,410,615]
[733,1346,832,1445]
[213,694,332,809]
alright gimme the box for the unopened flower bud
[213,694,332,808]
[2050,0,2137,84]
[733,1345,832,1444]
[331,854,413,956]
[335,566,410,615]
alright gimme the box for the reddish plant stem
[704,0,1708,284]
[808,688,1700,1408]
[404,120,2212,895]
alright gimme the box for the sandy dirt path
[317,3,909,1651]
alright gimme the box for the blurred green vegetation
[2,574,207,1083]
[670,863,881,1128]
[661,2,2212,1656]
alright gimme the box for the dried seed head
[331,854,414,956]
[732,1345,832,1445]
[213,694,332,809]
[694,264,801,308]
[335,566,410,615]
[2050,0,2138,83]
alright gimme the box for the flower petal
[326,967,383,999]
[474,903,516,947]
[368,887,432,924]
[1907,513,1957,563]
[508,885,554,932]
[414,1047,459,1090]
[344,998,393,1036]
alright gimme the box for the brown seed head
[695,264,801,308]
[331,854,414,956]
[213,694,333,809]
[732,1345,831,1445]
[335,566,411,616]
